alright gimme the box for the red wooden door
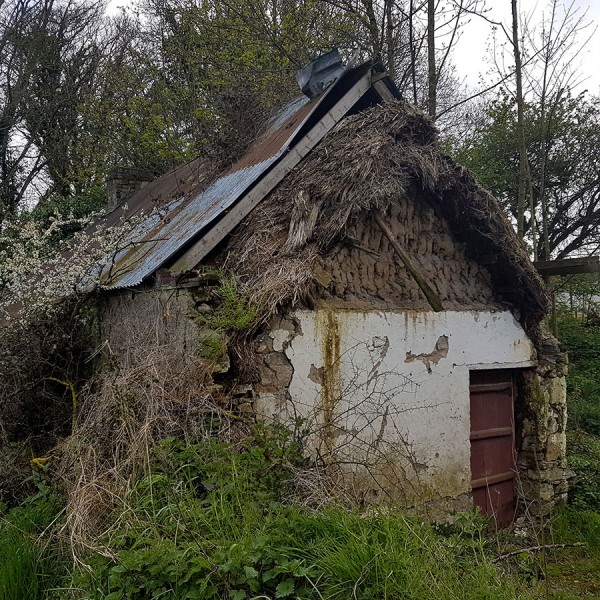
[470,370,517,527]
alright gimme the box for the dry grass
[52,347,248,560]
[51,347,357,561]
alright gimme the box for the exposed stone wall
[99,286,230,372]
[322,191,502,311]
[101,290,199,367]
[106,167,154,211]
[99,220,569,521]
[251,316,298,421]
[516,334,570,516]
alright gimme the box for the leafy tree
[0,0,114,215]
[556,274,600,319]
[452,91,600,260]
[0,0,491,217]
[135,0,364,162]
[458,0,593,256]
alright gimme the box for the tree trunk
[427,0,436,117]
[361,0,381,63]
[385,0,395,80]
[409,0,418,105]
[511,0,528,244]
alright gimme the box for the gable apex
[102,61,397,289]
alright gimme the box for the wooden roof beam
[534,256,600,277]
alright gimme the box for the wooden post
[373,209,444,312]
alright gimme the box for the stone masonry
[516,333,570,516]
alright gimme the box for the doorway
[469,369,517,526]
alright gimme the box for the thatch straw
[221,100,548,340]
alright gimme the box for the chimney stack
[106,167,154,211]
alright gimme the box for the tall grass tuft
[0,487,66,600]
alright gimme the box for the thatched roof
[219,100,548,338]
[21,59,544,338]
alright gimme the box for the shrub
[557,316,600,510]
[27,187,108,251]
[0,442,36,507]
[557,316,600,435]
[0,299,99,464]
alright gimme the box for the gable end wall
[319,190,503,312]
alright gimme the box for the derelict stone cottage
[97,55,569,526]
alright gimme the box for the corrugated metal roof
[101,92,326,289]
[98,62,385,289]
[105,160,277,287]
[100,157,218,229]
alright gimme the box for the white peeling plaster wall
[261,309,536,504]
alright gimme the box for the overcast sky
[453,0,600,94]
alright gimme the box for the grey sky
[453,0,600,94]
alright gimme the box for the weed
[199,330,229,362]
[199,275,260,333]
[74,429,531,600]
[195,274,260,364]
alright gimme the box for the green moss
[525,377,546,413]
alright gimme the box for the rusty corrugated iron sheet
[100,157,218,229]
[102,94,323,289]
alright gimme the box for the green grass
[72,434,532,600]
[0,526,44,599]
[532,314,600,598]
[3,310,600,599]
[526,509,600,599]
[3,428,599,600]
[0,486,66,600]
